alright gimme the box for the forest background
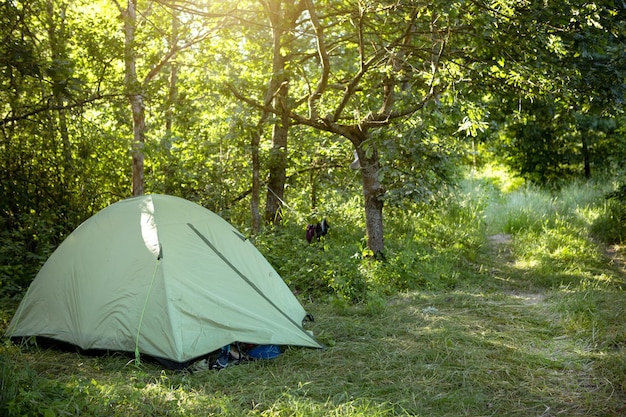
[1,1,626,415]
[2,0,625,286]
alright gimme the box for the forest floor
[1,231,625,416]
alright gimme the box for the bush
[0,211,69,298]
[591,186,626,244]
[0,350,19,415]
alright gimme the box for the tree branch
[1,94,122,125]
[305,0,330,119]
[143,30,212,85]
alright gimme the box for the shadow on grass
[2,285,625,416]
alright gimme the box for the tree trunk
[357,147,385,256]
[46,1,72,176]
[581,133,591,179]
[263,0,293,225]
[130,97,146,197]
[165,12,179,135]
[163,10,179,195]
[309,157,318,211]
[250,92,275,233]
[122,0,145,196]
[251,128,262,233]
[348,127,385,257]
[264,97,289,224]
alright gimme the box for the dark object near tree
[306,219,330,243]
[606,184,626,202]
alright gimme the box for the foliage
[251,177,488,304]
[488,1,626,183]
[1,0,625,269]
[0,2,625,411]
[492,98,626,184]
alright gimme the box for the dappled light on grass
[301,287,621,415]
[4,288,620,416]
[513,258,540,271]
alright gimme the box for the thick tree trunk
[356,145,385,256]
[264,103,289,224]
[347,127,385,256]
[263,0,294,225]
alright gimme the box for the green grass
[1,172,625,416]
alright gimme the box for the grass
[1,172,625,416]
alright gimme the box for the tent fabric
[7,194,322,367]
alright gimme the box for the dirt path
[483,233,626,416]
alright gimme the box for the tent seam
[186,223,322,348]
[135,257,161,364]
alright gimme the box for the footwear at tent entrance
[6,194,322,369]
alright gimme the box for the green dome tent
[7,194,322,368]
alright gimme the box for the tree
[112,0,217,196]
[115,0,146,196]
[248,0,500,256]
[232,0,447,254]
[0,0,128,291]
[261,0,307,225]
[477,0,626,182]
[559,1,626,179]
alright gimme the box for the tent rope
[135,255,161,366]
[266,186,293,211]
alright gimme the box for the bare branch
[305,0,330,119]
[380,7,419,116]
[227,81,285,115]
[143,30,212,85]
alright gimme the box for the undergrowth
[1,170,625,416]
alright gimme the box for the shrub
[591,186,626,244]
[0,350,19,415]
